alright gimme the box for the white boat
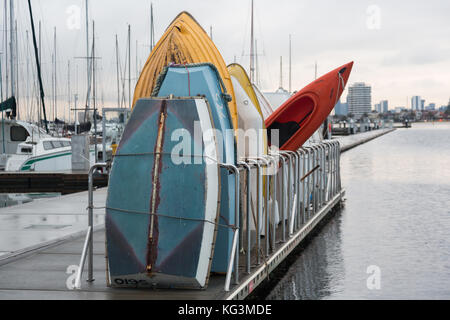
[1,120,111,172]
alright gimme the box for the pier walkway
[335,128,395,152]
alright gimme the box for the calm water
[267,122,450,300]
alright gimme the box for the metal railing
[76,142,342,292]
[75,162,108,290]
[223,140,342,291]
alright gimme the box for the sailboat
[1,0,101,172]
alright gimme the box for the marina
[0,0,449,303]
[0,129,392,300]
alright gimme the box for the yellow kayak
[133,11,238,132]
[228,63,264,119]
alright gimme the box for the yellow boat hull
[133,11,238,132]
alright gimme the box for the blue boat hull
[106,97,221,289]
[155,64,237,273]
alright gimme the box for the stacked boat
[105,12,353,289]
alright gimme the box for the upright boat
[153,63,237,273]
[266,62,353,150]
[106,97,221,289]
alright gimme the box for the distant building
[380,100,388,113]
[334,99,348,116]
[421,99,425,110]
[395,107,405,114]
[426,103,436,111]
[347,82,371,119]
[374,103,381,113]
[411,96,421,110]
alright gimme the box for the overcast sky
[1,0,449,120]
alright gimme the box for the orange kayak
[266,61,353,151]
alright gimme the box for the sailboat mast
[289,34,292,94]
[85,0,91,114]
[315,61,317,80]
[255,39,259,87]
[9,0,15,102]
[92,21,98,163]
[38,20,41,124]
[26,30,30,121]
[27,0,49,133]
[3,0,7,99]
[15,19,19,119]
[128,24,131,109]
[67,60,71,124]
[115,34,120,108]
[150,3,155,52]
[136,40,138,82]
[279,56,283,89]
[54,27,57,121]
[249,0,255,83]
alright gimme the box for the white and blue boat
[106,97,221,289]
[153,63,238,273]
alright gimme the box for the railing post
[237,161,252,274]
[219,163,240,285]
[248,159,262,265]
[254,157,270,257]
[75,163,107,289]
[269,155,279,251]
[278,155,287,242]
[88,163,107,282]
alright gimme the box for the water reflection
[267,123,450,300]
[266,211,345,300]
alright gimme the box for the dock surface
[0,189,106,259]
[0,191,344,300]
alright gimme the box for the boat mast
[128,24,131,109]
[249,0,255,83]
[15,19,19,119]
[26,30,30,121]
[289,34,292,94]
[3,0,7,99]
[255,39,259,87]
[67,60,71,124]
[38,21,41,125]
[279,56,283,89]
[27,0,49,133]
[85,0,90,114]
[92,21,98,162]
[150,3,155,52]
[53,27,57,122]
[315,61,318,80]
[136,40,138,83]
[9,0,15,109]
[115,34,120,108]
[0,49,4,154]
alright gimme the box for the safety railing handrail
[78,142,342,293]
[75,162,108,290]
[222,140,342,292]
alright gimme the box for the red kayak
[266,61,353,151]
